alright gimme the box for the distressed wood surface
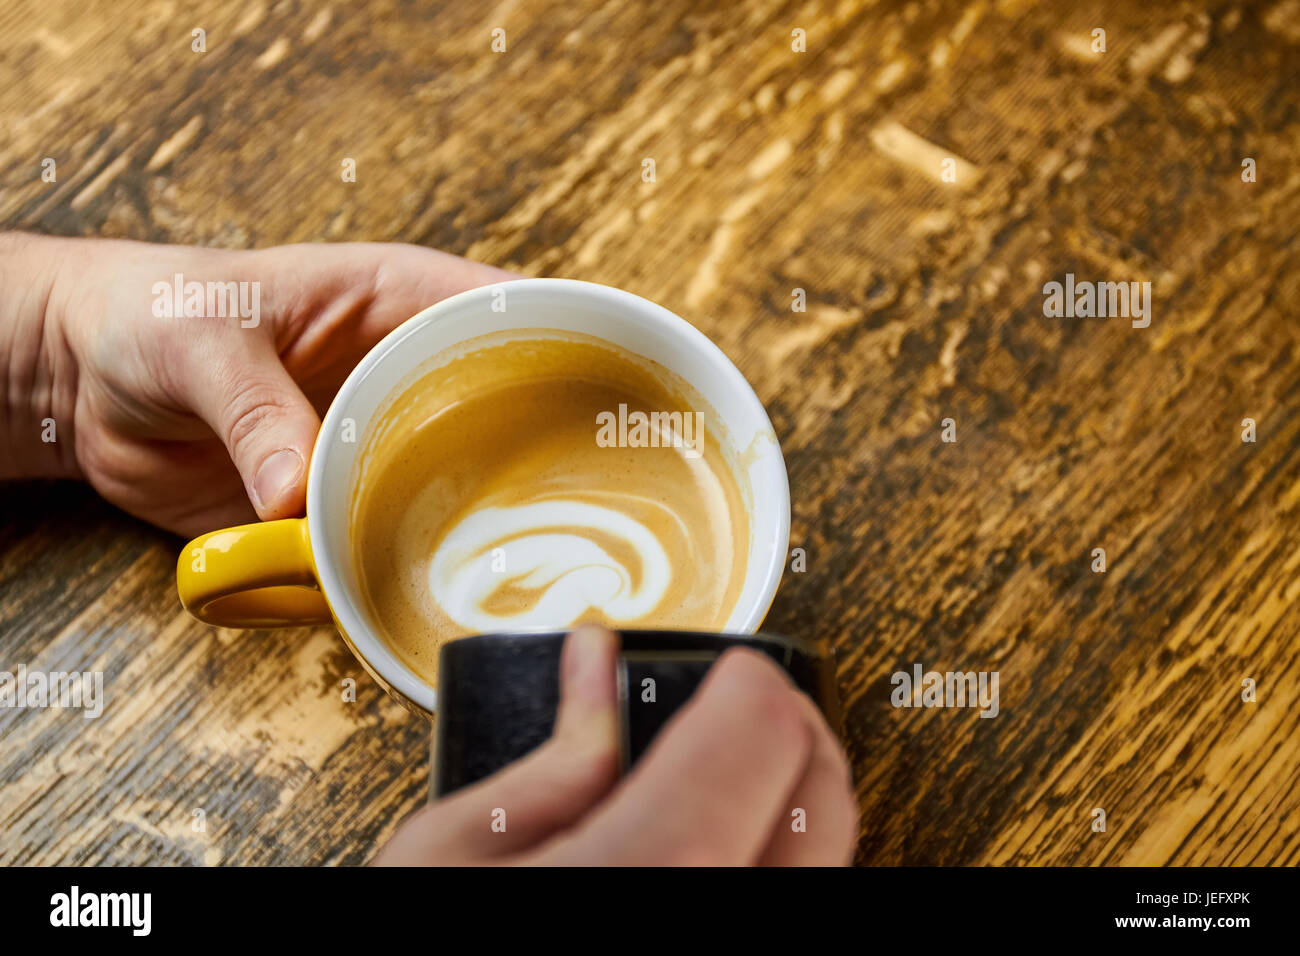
[2,0,1299,865]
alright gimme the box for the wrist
[0,232,82,480]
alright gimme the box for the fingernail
[253,449,303,511]
[562,624,616,689]
[557,624,619,748]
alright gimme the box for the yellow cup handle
[176,518,333,627]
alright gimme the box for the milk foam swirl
[428,499,673,632]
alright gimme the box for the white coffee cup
[176,278,790,715]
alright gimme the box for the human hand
[0,233,512,536]
[372,626,858,866]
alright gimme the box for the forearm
[0,232,81,480]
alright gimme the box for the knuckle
[543,736,620,794]
[718,648,805,721]
[763,688,812,751]
[223,379,289,458]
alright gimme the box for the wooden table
[3,0,1298,865]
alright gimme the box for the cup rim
[306,277,791,714]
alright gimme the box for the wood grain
[2,0,1298,865]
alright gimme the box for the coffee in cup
[351,332,751,685]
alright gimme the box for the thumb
[182,332,321,520]
[371,625,621,865]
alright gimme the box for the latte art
[428,498,673,632]
[351,333,751,686]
